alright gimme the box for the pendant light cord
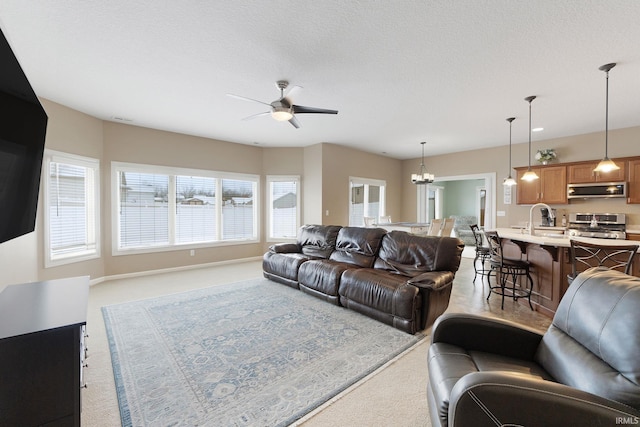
[605,68,609,157]
[507,117,515,175]
[528,100,532,167]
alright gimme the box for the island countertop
[483,228,640,318]
[492,228,640,250]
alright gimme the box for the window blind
[175,175,217,243]
[221,178,255,240]
[47,155,98,264]
[119,171,169,248]
[269,179,298,239]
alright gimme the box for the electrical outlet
[325,210,329,216]
[190,249,195,256]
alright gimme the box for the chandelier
[411,141,435,184]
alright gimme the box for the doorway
[417,172,496,229]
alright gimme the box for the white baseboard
[90,256,263,286]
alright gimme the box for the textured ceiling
[1,1,639,159]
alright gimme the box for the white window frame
[43,150,100,267]
[112,161,260,256]
[348,177,386,226]
[266,175,301,241]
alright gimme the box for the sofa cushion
[298,260,356,305]
[428,342,554,425]
[374,231,464,276]
[535,267,640,409]
[298,224,341,258]
[262,252,310,288]
[298,227,386,304]
[339,268,420,333]
[329,226,386,268]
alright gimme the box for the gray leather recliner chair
[427,267,640,426]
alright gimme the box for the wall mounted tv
[0,27,48,244]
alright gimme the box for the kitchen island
[488,228,640,317]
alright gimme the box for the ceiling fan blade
[283,85,303,100]
[288,115,301,129]
[227,93,272,107]
[242,111,271,121]
[292,105,338,115]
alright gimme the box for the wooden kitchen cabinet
[568,160,626,183]
[516,165,567,205]
[627,159,640,204]
[501,239,564,318]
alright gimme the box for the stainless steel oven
[567,213,626,239]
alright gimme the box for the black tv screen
[0,27,48,244]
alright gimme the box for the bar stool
[484,230,534,310]
[568,239,638,285]
[470,224,490,284]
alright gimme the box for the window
[349,177,386,226]
[176,175,216,244]
[118,171,169,248]
[222,178,257,240]
[113,162,258,254]
[267,176,300,240]
[44,151,100,266]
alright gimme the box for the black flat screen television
[0,27,48,244]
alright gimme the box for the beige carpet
[82,257,550,426]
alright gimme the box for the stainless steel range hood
[567,182,627,199]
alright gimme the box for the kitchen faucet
[528,203,555,236]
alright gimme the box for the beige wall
[4,97,639,286]
[303,143,323,224]
[102,122,268,276]
[321,144,403,226]
[401,126,640,227]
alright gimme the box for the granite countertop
[493,228,640,250]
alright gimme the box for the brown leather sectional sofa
[262,224,464,334]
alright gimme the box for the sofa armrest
[269,242,301,253]
[449,371,640,427]
[431,313,543,361]
[407,271,454,291]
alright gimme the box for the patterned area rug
[102,278,424,426]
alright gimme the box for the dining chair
[440,218,455,237]
[363,217,376,227]
[427,219,442,236]
[377,215,392,224]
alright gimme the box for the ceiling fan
[227,80,338,128]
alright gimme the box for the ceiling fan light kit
[594,63,620,173]
[271,108,293,122]
[228,80,338,129]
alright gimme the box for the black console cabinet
[0,276,89,426]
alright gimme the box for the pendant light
[521,95,539,182]
[411,141,435,184]
[503,117,517,186]
[594,63,620,173]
